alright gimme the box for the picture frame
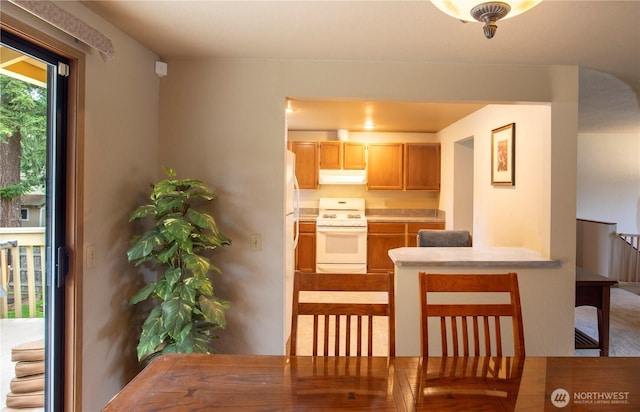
[491,123,515,186]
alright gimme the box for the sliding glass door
[1,29,68,411]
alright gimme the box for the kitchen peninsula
[388,246,567,356]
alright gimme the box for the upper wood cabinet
[319,141,365,170]
[290,141,318,189]
[367,143,404,190]
[343,142,366,169]
[404,143,440,190]
[319,142,342,169]
[289,140,439,191]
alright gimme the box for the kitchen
[283,99,480,345]
[284,99,571,356]
[288,133,448,264]
[285,98,482,276]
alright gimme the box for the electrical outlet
[250,234,262,251]
[86,244,96,269]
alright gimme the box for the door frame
[2,13,84,411]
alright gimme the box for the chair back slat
[427,304,517,317]
[290,271,395,357]
[419,272,525,358]
[296,303,389,316]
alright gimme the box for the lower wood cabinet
[367,223,406,273]
[295,220,446,273]
[367,221,445,272]
[295,222,316,272]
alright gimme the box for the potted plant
[127,167,232,363]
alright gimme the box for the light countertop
[388,246,562,268]
[297,208,445,223]
[366,215,444,223]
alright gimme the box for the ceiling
[285,100,486,133]
[80,0,640,134]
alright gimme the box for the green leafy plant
[128,167,232,363]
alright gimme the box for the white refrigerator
[284,150,299,347]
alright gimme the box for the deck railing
[613,233,640,283]
[0,228,45,318]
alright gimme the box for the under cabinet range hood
[318,169,367,185]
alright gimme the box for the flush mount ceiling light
[430,0,542,39]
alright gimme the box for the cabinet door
[290,142,318,189]
[367,222,406,273]
[407,222,446,247]
[404,143,440,190]
[343,142,366,170]
[367,143,403,190]
[295,222,316,272]
[319,141,342,169]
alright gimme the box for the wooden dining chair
[417,229,472,247]
[290,270,395,356]
[414,355,525,411]
[419,272,525,357]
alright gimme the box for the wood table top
[103,354,639,411]
[576,266,619,285]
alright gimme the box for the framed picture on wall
[491,123,516,186]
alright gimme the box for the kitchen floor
[291,291,390,356]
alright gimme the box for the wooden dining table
[102,354,639,411]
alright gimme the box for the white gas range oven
[315,198,367,273]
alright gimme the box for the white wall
[577,132,640,233]
[58,4,161,410]
[439,104,552,253]
[159,59,578,359]
[576,219,618,277]
[159,58,287,356]
[4,3,160,411]
[436,104,578,355]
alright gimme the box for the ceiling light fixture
[364,121,376,130]
[430,0,542,39]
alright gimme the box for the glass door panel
[1,30,68,411]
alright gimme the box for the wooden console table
[575,266,618,356]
